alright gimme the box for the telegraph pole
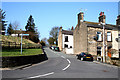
[101,22,106,63]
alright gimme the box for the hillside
[2,35,36,44]
[1,35,41,48]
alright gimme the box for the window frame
[107,32,112,42]
[96,32,102,42]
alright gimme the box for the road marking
[67,59,71,64]
[62,64,70,71]
[61,56,65,59]
[27,72,54,79]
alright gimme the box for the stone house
[58,27,74,54]
[74,12,119,60]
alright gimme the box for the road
[2,47,119,79]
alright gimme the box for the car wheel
[81,57,83,61]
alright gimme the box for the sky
[1,2,119,40]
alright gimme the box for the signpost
[20,34,29,54]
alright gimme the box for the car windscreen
[86,54,92,57]
[81,53,86,56]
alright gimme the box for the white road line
[67,59,71,64]
[62,64,70,71]
[61,56,66,59]
[61,55,71,71]
[27,72,54,79]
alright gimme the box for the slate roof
[84,21,119,30]
[62,30,73,35]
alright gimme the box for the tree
[0,9,7,35]
[25,15,35,32]
[47,37,55,45]
[7,23,14,35]
[12,21,20,34]
[40,40,46,46]
[49,26,59,45]
[26,31,40,43]
[25,15,40,43]
[41,38,47,45]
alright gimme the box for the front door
[97,47,102,56]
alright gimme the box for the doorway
[97,47,102,56]
[97,47,102,61]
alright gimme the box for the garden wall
[1,49,48,68]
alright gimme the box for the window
[64,44,68,48]
[65,36,68,42]
[119,34,120,37]
[107,32,112,41]
[97,32,102,41]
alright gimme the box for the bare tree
[49,26,59,46]
[41,37,47,44]
[12,21,20,43]
[13,21,20,35]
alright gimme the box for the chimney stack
[116,15,120,25]
[59,26,62,31]
[78,12,84,25]
[98,12,106,24]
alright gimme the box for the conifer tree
[7,23,13,35]
[0,9,7,35]
[25,15,35,32]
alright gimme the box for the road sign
[20,34,29,36]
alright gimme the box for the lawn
[2,48,43,57]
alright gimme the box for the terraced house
[74,12,120,61]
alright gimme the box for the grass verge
[2,48,43,57]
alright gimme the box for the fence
[1,41,42,49]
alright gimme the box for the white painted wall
[112,31,119,58]
[112,31,118,50]
[62,34,73,54]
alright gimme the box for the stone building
[58,27,74,54]
[74,12,119,60]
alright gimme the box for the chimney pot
[99,12,106,23]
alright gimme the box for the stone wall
[74,22,117,57]
[74,22,88,54]
[58,29,63,51]
[87,27,114,56]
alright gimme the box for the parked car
[54,47,60,51]
[51,46,55,50]
[49,46,52,49]
[76,52,93,61]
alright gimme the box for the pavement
[1,47,119,79]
